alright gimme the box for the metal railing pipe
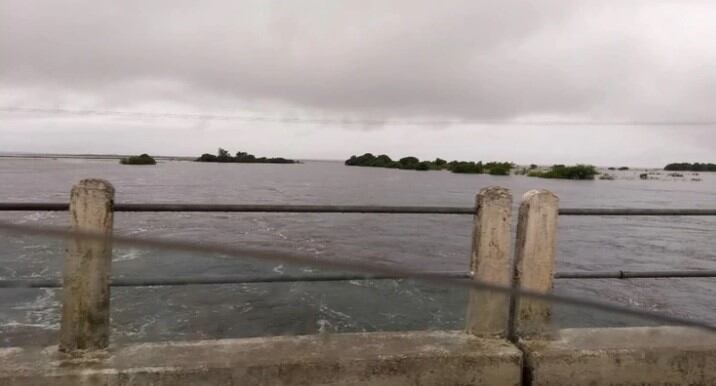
[2,202,716,216]
[0,270,714,289]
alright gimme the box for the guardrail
[1,179,715,352]
[2,270,716,289]
[3,202,716,216]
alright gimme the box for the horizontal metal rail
[2,203,716,216]
[559,208,716,216]
[554,270,716,279]
[0,203,473,214]
[1,270,714,289]
[0,272,469,288]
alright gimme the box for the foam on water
[114,248,147,262]
[6,289,60,331]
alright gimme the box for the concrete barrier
[520,326,716,385]
[5,327,716,385]
[0,331,523,386]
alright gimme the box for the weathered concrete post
[510,189,559,339]
[59,179,115,352]
[465,186,513,337]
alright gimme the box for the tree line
[196,148,297,164]
[345,153,600,180]
[664,163,716,172]
[345,153,513,175]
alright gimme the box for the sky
[1,0,715,166]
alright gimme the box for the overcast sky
[1,0,715,166]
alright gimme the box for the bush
[398,156,420,169]
[216,148,233,162]
[528,164,598,180]
[120,153,156,165]
[485,162,512,176]
[345,153,375,166]
[235,151,256,163]
[197,153,217,162]
[415,161,431,171]
[449,161,483,174]
[372,154,393,167]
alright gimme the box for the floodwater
[1,158,715,346]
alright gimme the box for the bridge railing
[1,179,716,352]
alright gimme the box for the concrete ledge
[521,326,716,386]
[0,331,522,385]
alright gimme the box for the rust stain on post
[59,179,115,352]
[511,189,559,339]
[465,186,513,337]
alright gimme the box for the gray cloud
[1,0,715,163]
[2,0,715,119]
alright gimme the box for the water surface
[1,158,715,346]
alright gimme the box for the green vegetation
[196,148,297,164]
[528,164,598,180]
[618,166,630,171]
[664,163,716,172]
[398,156,420,169]
[345,153,513,175]
[447,161,483,174]
[120,153,156,165]
[485,162,513,176]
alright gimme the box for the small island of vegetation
[345,153,514,175]
[345,153,601,180]
[119,153,156,165]
[196,148,297,164]
[664,163,716,172]
[527,164,598,180]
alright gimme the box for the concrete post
[465,186,513,337]
[510,189,559,339]
[59,179,115,352]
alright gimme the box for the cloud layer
[1,0,715,163]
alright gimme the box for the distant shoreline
[0,153,341,162]
[0,154,709,171]
[0,153,195,161]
